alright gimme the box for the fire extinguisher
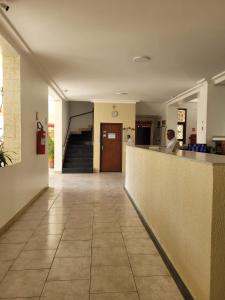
[36,121,46,155]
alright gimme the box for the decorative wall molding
[212,71,225,85]
[91,99,139,104]
[166,80,207,106]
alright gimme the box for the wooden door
[100,123,122,172]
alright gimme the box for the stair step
[64,131,93,172]
[62,167,93,174]
[63,162,93,168]
[67,145,93,149]
[64,158,93,163]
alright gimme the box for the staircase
[62,130,93,173]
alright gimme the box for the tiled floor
[0,172,183,299]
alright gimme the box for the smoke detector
[0,2,10,11]
[133,56,151,63]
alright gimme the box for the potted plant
[0,143,13,167]
[48,136,54,168]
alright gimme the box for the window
[0,57,3,144]
[177,109,187,145]
[0,35,21,166]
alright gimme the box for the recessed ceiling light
[133,56,151,63]
[116,92,128,95]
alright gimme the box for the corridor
[0,173,183,299]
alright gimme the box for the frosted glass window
[177,124,184,139]
[177,109,186,122]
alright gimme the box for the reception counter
[125,145,225,300]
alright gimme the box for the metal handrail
[63,110,94,147]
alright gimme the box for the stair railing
[64,110,94,148]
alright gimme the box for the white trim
[166,80,207,105]
[212,71,225,85]
[0,10,66,101]
[91,99,139,104]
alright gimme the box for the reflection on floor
[0,172,183,299]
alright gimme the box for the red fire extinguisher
[36,121,46,155]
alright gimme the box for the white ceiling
[4,0,225,102]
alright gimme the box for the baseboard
[0,186,49,236]
[124,186,194,300]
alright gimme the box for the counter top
[131,145,225,165]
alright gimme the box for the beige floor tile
[135,276,183,300]
[93,222,121,233]
[91,266,136,293]
[36,223,65,235]
[49,207,71,214]
[92,247,129,266]
[125,238,158,255]
[0,261,12,281]
[94,216,118,223]
[119,217,143,227]
[121,226,145,233]
[93,233,124,248]
[0,297,40,300]
[41,214,68,224]
[56,240,91,257]
[0,230,33,244]
[48,256,91,280]
[90,292,139,300]
[121,226,148,239]
[62,228,92,241]
[11,249,55,270]
[0,269,48,298]
[20,212,46,221]
[24,235,61,250]
[0,243,24,261]
[9,221,40,231]
[41,279,90,300]
[129,254,169,276]
[65,219,93,229]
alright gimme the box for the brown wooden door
[100,123,122,172]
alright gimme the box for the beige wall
[54,98,69,172]
[0,54,49,229]
[125,146,225,300]
[93,102,136,172]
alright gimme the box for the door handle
[102,145,104,151]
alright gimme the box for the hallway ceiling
[4,0,225,102]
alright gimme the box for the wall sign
[108,133,116,139]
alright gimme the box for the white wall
[136,102,166,119]
[166,82,208,144]
[69,101,93,132]
[54,99,69,172]
[0,55,49,229]
[181,102,197,144]
[206,83,225,144]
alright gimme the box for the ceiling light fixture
[133,56,151,63]
[116,92,128,95]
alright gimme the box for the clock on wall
[112,110,118,117]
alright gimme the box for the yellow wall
[93,102,136,172]
[125,146,225,300]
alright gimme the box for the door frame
[100,122,123,172]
